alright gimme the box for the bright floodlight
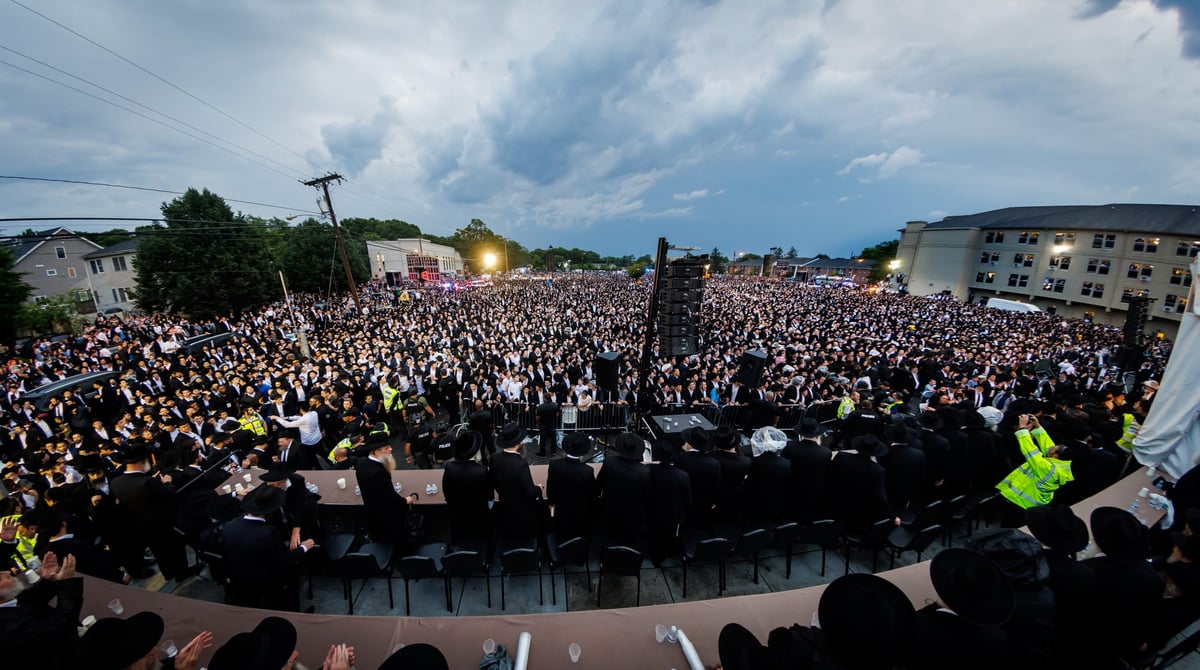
[484,253,497,268]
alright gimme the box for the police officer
[405,415,434,469]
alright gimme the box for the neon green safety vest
[327,437,353,463]
[997,427,1075,509]
[2,514,37,569]
[239,413,267,436]
[382,386,402,412]
[837,396,855,420]
[1116,413,1140,453]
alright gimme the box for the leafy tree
[0,246,33,340]
[709,247,729,273]
[627,262,647,279]
[18,294,80,335]
[741,252,763,261]
[84,228,134,249]
[134,188,278,318]
[785,246,798,258]
[278,219,369,293]
[769,246,784,258]
[858,239,900,282]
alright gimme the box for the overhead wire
[0,176,320,214]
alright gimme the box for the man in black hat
[824,435,896,531]
[441,427,492,546]
[377,642,448,670]
[79,611,213,670]
[677,426,721,535]
[109,442,195,581]
[221,485,314,611]
[712,425,750,525]
[535,397,560,457]
[877,422,927,519]
[1082,506,1164,663]
[1025,504,1097,664]
[596,432,651,547]
[489,422,543,539]
[912,548,1014,669]
[546,433,598,541]
[258,465,319,550]
[356,432,419,550]
[780,417,831,522]
[209,616,300,670]
[275,427,314,471]
[467,399,496,465]
[37,508,131,584]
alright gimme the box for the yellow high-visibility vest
[997,427,1074,509]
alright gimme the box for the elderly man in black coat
[221,485,314,611]
[597,432,651,547]
[824,435,896,531]
[780,418,832,522]
[355,432,418,549]
[441,428,492,546]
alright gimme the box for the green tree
[858,239,900,282]
[785,246,798,258]
[134,188,279,318]
[18,294,80,335]
[0,246,33,340]
[84,228,134,249]
[278,219,369,293]
[627,262,647,279]
[452,218,507,273]
[709,247,729,273]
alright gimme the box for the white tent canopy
[1134,260,1200,478]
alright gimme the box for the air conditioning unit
[1140,276,1152,282]
[1163,306,1175,313]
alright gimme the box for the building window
[1128,263,1154,279]
[89,259,105,274]
[67,267,76,278]
[1042,278,1065,293]
[1018,231,1040,245]
[1121,288,1149,303]
[111,287,129,303]
[975,272,996,284]
[1093,234,1116,249]
[55,246,66,259]
[1081,282,1104,298]
[1170,268,1193,286]
[1176,240,1200,257]
[984,231,1005,244]
[113,256,128,272]
[980,252,1000,265]
[1132,237,1160,253]
[45,269,57,277]
[1048,256,1071,271]
[1164,294,1178,311]
[1012,253,1035,267]
[1086,258,1110,275]
[1053,232,1076,247]
[1008,274,1030,288]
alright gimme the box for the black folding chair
[597,545,644,608]
[396,543,447,616]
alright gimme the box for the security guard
[405,415,434,469]
[381,379,404,427]
[837,391,858,421]
[238,406,268,438]
[997,413,1074,526]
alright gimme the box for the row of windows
[981,232,1200,256]
[88,255,130,275]
[974,271,1193,297]
[45,267,77,278]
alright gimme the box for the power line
[8,0,318,174]
[0,176,319,214]
[0,57,301,182]
[0,43,312,181]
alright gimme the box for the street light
[483,252,497,269]
[888,260,901,271]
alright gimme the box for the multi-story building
[82,237,139,313]
[896,204,1200,337]
[365,239,464,283]
[4,227,102,304]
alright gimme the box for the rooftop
[923,204,1200,236]
[83,236,140,260]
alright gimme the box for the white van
[985,297,1042,313]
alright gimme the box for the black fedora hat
[495,421,527,449]
[849,434,888,459]
[918,410,944,432]
[713,425,742,451]
[610,432,645,461]
[117,442,151,464]
[276,427,300,441]
[259,464,291,483]
[1091,506,1149,565]
[682,426,714,453]
[366,431,391,449]
[242,485,286,517]
[209,616,297,670]
[562,432,594,458]
[818,573,916,669]
[794,417,825,438]
[929,548,1015,626]
[74,453,106,474]
[80,611,164,670]
[378,642,449,670]
[451,428,482,461]
[717,623,770,670]
[1026,504,1089,554]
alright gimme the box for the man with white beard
[355,432,419,552]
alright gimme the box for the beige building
[365,239,464,283]
[897,204,1200,337]
[6,227,101,305]
[82,237,139,313]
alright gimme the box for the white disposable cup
[1139,487,1150,498]
[234,483,244,492]
[82,615,97,628]
[161,640,178,657]
[222,485,232,494]
[108,598,124,615]
[655,624,667,643]
[243,473,253,483]
[569,642,581,663]
[336,478,347,490]
[483,639,496,655]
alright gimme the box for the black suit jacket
[489,450,543,538]
[824,451,891,529]
[0,578,84,668]
[41,535,125,583]
[220,516,304,605]
[110,470,179,531]
[742,452,791,524]
[677,450,722,532]
[878,443,927,516]
[547,457,597,540]
[442,458,493,544]
[597,457,651,544]
[355,457,409,544]
[713,450,751,523]
[780,439,832,521]
[911,609,1010,670]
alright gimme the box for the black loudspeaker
[595,352,620,391]
[666,263,705,278]
[734,349,768,387]
[763,254,775,276]
[663,336,698,357]
[665,277,702,290]
[658,313,693,327]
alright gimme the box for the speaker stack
[659,256,707,357]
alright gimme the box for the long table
[91,467,1166,668]
[216,463,602,506]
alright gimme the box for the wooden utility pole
[303,173,361,314]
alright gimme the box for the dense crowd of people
[0,272,1194,668]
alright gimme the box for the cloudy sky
[1,0,1198,258]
